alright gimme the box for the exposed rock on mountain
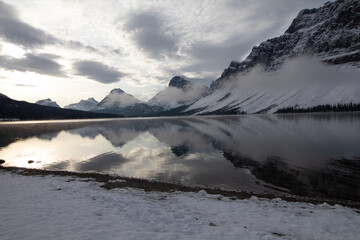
[35,98,60,108]
[182,0,360,115]
[65,98,98,111]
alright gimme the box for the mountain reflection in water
[0,114,359,200]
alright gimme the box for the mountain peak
[168,76,191,89]
[97,88,142,110]
[35,98,60,108]
[110,88,125,94]
[85,97,98,103]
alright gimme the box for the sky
[0,0,332,107]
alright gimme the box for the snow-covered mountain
[96,89,142,110]
[65,98,98,111]
[35,98,60,108]
[182,0,360,115]
[148,76,208,110]
[210,0,360,90]
[94,88,162,117]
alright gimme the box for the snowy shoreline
[1,168,360,240]
[1,166,360,210]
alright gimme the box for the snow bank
[1,171,359,240]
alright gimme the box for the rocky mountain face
[65,98,98,112]
[182,0,360,115]
[35,98,60,108]
[168,76,192,89]
[211,0,360,90]
[148,76,209,110]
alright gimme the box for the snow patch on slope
[148,84,208,110]
[96,88,143,110]
[35,98,60,108]
[65,98,98,111]
[188,58,360,114]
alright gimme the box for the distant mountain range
[61,76,208,117]
[0,94,121,120]
[2,0,359,119]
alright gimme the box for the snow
[35,99,60,108]
[1,171,359,240]
[148,83,208,110]
[65,98,98,111]
[188,59,360,115]
[96,90,142,110]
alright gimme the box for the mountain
[96,88,142,110]
[148,76,209,110]
[65,98,98,111]
[181,0,360,115]
[210,0,360,90]
[35,98,60,108]
[94,88,162,117]
[0,94,122,120]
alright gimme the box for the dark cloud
[176,0,332,83]
[176,34,270,83]
[0,53,65,76]
[0,1,103,54]
[124,12,178,59]
[74,60,125,84]
[0,1,56,48]
[14,84,35,87]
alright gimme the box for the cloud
[149,82,208,109]
[0,53,64,76]
[0,1,56,48]
[228,57,360,91]
[124,11,178,59]
[74,60,125,84]
[14,84,35,87]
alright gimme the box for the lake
[1,113,359,200]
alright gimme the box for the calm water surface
[1,114,360,200]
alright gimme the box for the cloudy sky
[0,0,331,106]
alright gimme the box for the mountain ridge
[210,0,360,90]
[0,94,122,120]
[182,0,360,115]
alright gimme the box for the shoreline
[2,166,359,210]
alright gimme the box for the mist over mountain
[91,88,162,117]
[148,76,209,110]
[3,0,358,119]
[210,0,360,90]
[180,0,360,115]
